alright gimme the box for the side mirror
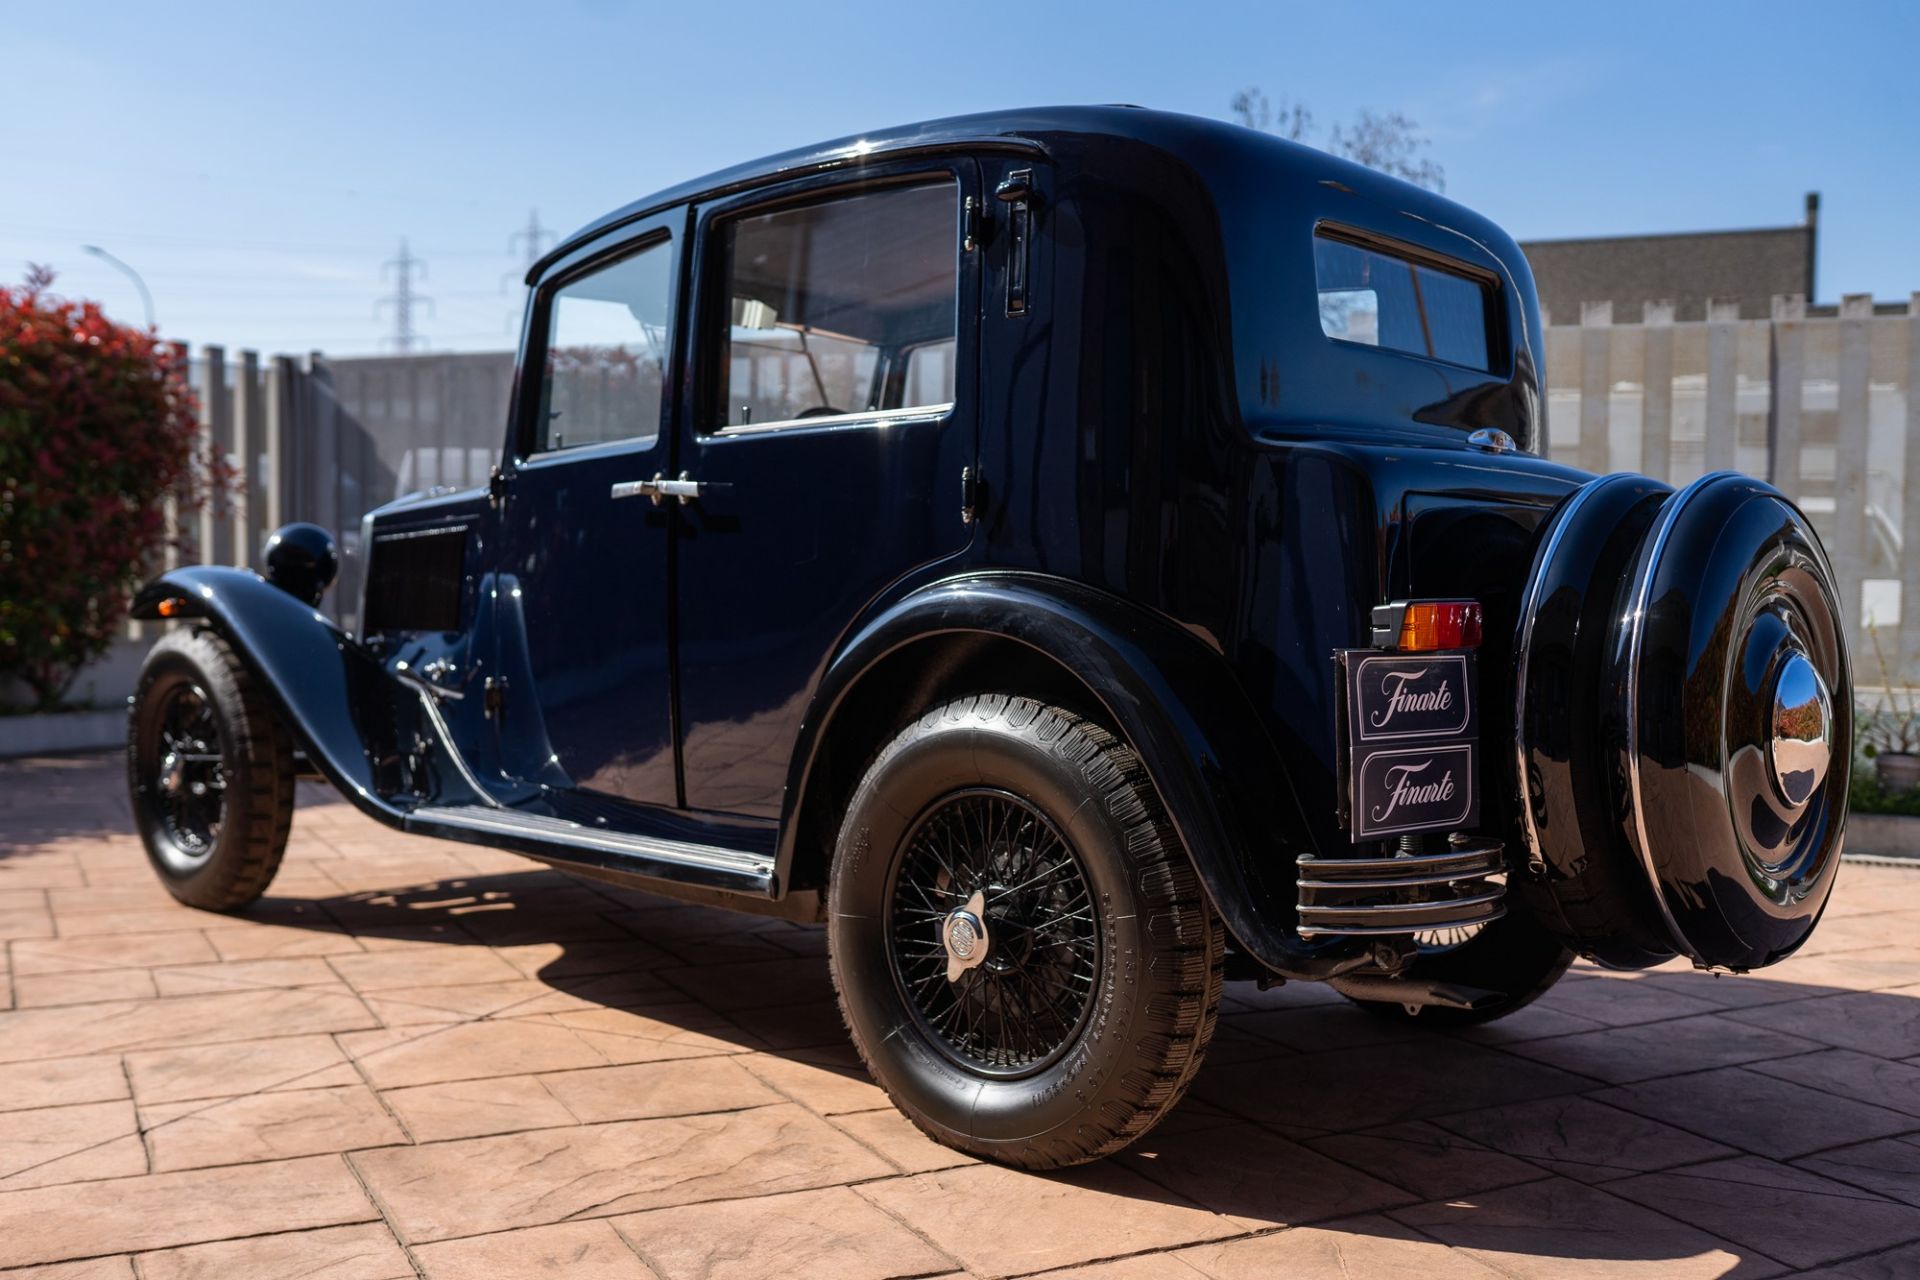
[262,522,338,605]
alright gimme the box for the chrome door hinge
[483,675,507,721]
[487,465,512,508]
[960,466,980,525]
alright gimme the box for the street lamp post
[81,244,156,330]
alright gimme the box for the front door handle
[610,472,709,506]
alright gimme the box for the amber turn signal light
[156,597,184,618]
[1369,599,1483,651]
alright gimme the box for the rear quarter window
[1313,230,1497,373]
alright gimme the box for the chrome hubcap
[145,683,227,860]
[941,891,990,982]
[886,789,1100,1076]
[1769,651,1832,807]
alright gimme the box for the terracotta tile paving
[4,752,1920,1277]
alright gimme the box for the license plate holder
[1336,648,1481,841]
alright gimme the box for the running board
[407,803,776,897]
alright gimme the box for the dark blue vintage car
[127,106,1851,1168]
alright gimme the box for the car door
[489,212,684,807]
[671,160,982,818]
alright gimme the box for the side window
[711,179,958,431]
[534,237,673,453]
[1313,231,1496,373]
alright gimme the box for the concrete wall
[1525,224,1814,325]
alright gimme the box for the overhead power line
[502,208,556,333]
[508,208,556,274]
[375,238,433,354]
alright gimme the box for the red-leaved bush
[0,266,233,709]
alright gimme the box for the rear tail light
[1371,599,1483,651]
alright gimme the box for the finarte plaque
[1338,650,1480,840]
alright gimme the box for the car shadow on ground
[234,855,1920,1276]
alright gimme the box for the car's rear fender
[777,572,1354,977]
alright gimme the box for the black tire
[127,627,295,911]
[828,694,1223,1169]
[1343,907,1575,1028]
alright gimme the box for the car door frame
[666,152,985,819]
[488,205,693,800]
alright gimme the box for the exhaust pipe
[1325,975,1503,1011]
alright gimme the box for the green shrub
[1851,758,1920,816]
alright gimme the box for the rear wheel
[128,628,295,911]
[1342,909,1574,1027]
[828,695,1223,1169]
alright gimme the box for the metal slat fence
[141,350,514,641]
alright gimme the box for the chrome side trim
[711,403,952,438]
[1622,470,1732,964]
[412,689,501,809]
[410,803,774,876]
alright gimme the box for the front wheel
[828,695,1223,1170]
[128,627,295,911]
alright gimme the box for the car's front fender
[131,567,440,823]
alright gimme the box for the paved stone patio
[3,752,1919,1278]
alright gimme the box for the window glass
[535,239,672,452]
[715,180,957,429]
[1313,233,1493,372]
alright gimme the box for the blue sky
[5,0,1915,354]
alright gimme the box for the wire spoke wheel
[885,789,1099,1077]
[148,682,227,861]
[830,696,1224,1167]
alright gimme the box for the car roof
[531,104,1496,283]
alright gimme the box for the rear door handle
[610,472,710,505]
[996,168,1036,317]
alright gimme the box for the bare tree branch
[1231,90,1444,192]
[1230,87,1313,142]
[1327,110,1446,192]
